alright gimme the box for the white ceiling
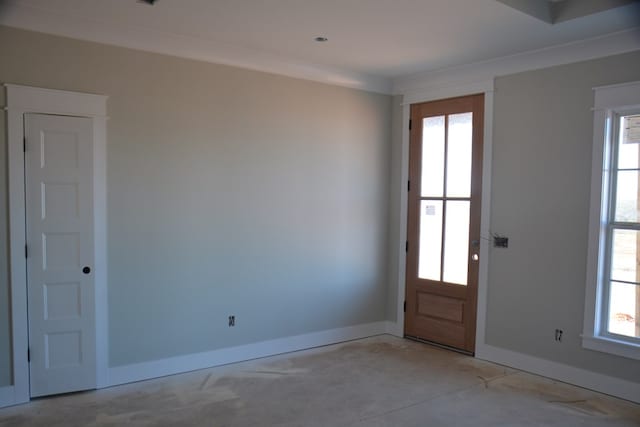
[1,0,639,93]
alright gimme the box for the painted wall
[0,107,10,387]
[386,95,404,322]
[487,51,640,382]
[0,26,391,369]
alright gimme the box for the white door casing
[4,84,108,407]
[25,113,96,397]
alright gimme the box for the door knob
[82,266,91,275]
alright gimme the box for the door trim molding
[3,84,108,407]
[392,80,495,349]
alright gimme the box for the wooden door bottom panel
[416,292,464,323]
[406,316,466,350]
[404,335,474,356]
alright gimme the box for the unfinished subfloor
[0,336,638,426]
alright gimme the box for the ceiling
[497,0,638,24]
[0,0,639,93]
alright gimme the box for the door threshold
[404,335,474,357]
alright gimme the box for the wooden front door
[404,94,484,354]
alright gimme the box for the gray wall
[488,51,640,382]
[386,95,404,322]
[0,104,9,386]
[0,26,391,368]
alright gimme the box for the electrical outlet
[493,236,509,248]
[228,315,235,327]
[554,329,563,342]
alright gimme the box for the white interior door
[25,113,96,397]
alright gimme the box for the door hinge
[407,180,410,192]
[23,137,26,152]
[25,244,28,259]
[27,348,30,363]
[403,301,406,313]
[405,240,409,253]
[409,119,412,131]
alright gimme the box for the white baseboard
[476,343,640,404]
[108,321,387,387]
[385,321,403,337]
[0,385,16,409]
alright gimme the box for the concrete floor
[0,336,638,427]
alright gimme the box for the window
[584,81,640,360]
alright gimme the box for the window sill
[582,335,640,361]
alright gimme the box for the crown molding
[393,28,640,96]
[2,3,638,98]
[0,3,392,94]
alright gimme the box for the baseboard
[108,321,387,387]
[0,385,15,409]
[385,321,403,337]
[476,343,640,404]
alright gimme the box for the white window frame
[583,81,640,360]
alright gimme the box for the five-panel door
[25,113,96,396]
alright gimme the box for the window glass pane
[608,281,640,338]
[617,138,638,169]
[446,112,473,197]
[615,171,640,222]
[421,116,445,197]
[443,201,470,285]
[611,229,640,283]
[622,114,640,144]
[418,201,442,280]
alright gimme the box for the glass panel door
[405,93,484,354]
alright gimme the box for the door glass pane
[418,200,442,280]
[421,116,445,197]
[443,201,470,285]
[614,171,639,222]
[446,113,473,197]
[608,281,640,338]
[610,229,640,283]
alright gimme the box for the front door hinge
[403,301,406,313]
[25,244,28,259]
[23,137,26,152]
[405,240,409,253]
[407,180,410,192]
[409,119,412,131]
[27,348,30,363]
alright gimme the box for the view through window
[608,112,640,339]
